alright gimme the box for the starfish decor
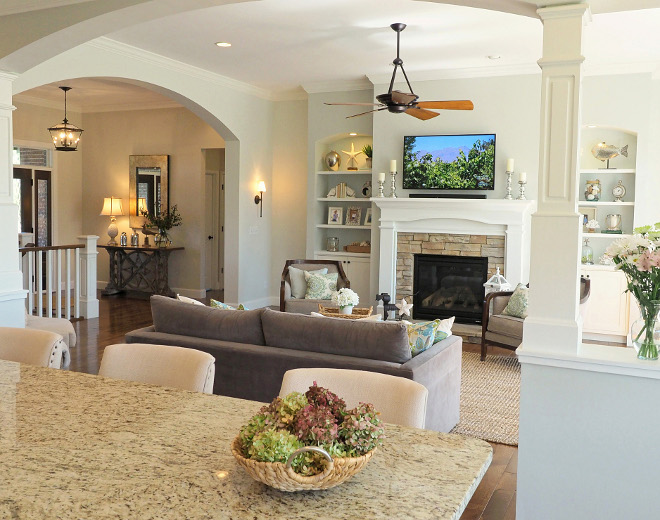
[341,142,364,170]
[395,298,413,317]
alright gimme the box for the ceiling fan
[325,23,474,120]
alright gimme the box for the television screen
[403,134,496,190]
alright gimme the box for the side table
[97,245,184,298]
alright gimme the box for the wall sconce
[254,181,266,217]
[100,196,124,245]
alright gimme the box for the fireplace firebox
[413,254,488,324]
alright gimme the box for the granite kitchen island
[0,360,492,519]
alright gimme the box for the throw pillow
[288,266,328,299]
[304,271,338,300]
[502,283,529,319]
[177,294,205,306]
[407,320,440,357]
[210,299,236,310]
[432,316,454,344]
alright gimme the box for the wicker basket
[317,304,373,319]
[231,436,375,492]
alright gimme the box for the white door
[205,172,224,290]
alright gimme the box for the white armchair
[0,327,69,369]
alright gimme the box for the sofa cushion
[261,308,411,364]
[488,313,524,339]
[150,295,265,345]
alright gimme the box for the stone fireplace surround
[372,198,537,303]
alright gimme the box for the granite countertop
[0,360,492,519]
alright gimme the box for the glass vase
[630,300,660,361]
[155,231,170,248]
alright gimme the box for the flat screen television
[402,134,496,190]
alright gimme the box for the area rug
[451,352,520,446]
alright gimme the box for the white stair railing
[19,235,99,320]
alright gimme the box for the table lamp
[100,197,124,245]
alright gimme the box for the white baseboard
[96,280,205,299]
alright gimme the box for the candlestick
[506,158,514,172]
[389,159,397,173]
[516,180,527,200]
[377,179,385,197]
[504,170,513,200]
[519,171,527,183]
[389,171,397,198]
[378,172,386,183]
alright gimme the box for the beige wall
[12,101,84,245]
[82,107,225,295]
[271,99,308,293]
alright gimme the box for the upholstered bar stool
[0,327,68,369]
[280,368,429,429]
[99,343,216,394]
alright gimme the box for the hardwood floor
[71,293,518,519]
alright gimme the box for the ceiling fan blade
[405,107,440,121]
[324,102,383,106]
[416,100,474,110]
[391,90,418,105]
[346,107,389,119]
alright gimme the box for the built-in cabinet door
[582,268,630,336]
[315,255,371,308]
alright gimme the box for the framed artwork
[579,206,597,231]
[328,207,343,225]
[364,208,372,225]
[345,207,362,226]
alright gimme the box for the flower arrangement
[140,204,183,234]
[332,288,359,309]
[604,224,660,359]
[237,384,385,477]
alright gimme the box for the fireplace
[413,254,488,324]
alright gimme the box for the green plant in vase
[141,204,182,247]
[604,223,660,360]
[362,144,373,169]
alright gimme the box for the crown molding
[584,60,660,78]
[270,87,308,102]
[86,37,274,101]
[301,78,373,94]
[14,94,82,112]
[368,63,540,85]
[0,0,94,16]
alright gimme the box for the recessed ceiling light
[487,55,501,60]
[349,132,357,136]
[215,42,231,48]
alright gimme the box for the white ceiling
[15,0,660,108]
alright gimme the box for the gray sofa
[125,295,462,432]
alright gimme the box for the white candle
[519,171,527,183]
[378,172,386,182]
[390,160,397,173]
[506,158,514,172]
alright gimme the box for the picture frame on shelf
[328,207,343,225]
[364,208,372,225]
[345,207,362,226]
[579,206,597,232]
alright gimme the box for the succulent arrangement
[238,384,385,476]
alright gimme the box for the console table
[98,245,183,298]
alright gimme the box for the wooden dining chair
[279,368,429,429]
[0,327,68,369]
[99,343,216,394]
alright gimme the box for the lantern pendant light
[48,86,83,151]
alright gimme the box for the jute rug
[451,352,520,446]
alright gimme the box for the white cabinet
[315,253,372,308]
[581,266,630,339]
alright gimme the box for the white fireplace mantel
[372,198,537,298]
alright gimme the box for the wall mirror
[129,155,169,229]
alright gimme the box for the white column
[377,221,396,298]
[0,71,26,327]
[77,235,99,319]
[521,4,590,355]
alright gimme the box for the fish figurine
[591,142,628,163]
